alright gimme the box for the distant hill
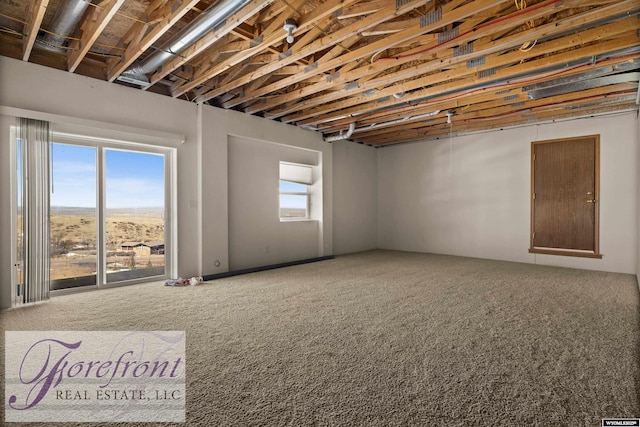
[50,207,164,250]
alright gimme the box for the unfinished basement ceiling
[0,0,639,146]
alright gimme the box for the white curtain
[17,117,51,304]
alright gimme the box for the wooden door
[529,135,601,258]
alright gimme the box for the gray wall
[0,56,358,308]
[228,136,320,270]
[332,140,378,255]
[199,106,335,277]
[378,112,639,274]
[637,113,640,287]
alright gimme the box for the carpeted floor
[1,250,639,426]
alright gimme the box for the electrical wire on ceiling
[0,12,127,52]
[515,0,538,53]
[372,0,562,63]
[347,50,640,127]
[79,0,150,25]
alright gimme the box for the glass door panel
[49,143,97,290]
[105,149,165,283]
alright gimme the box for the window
[17,132,174,293]
[279,162,313,220]
[279,180,309,219]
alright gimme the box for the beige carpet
[1,250,639,426]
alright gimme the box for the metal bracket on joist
[279,49,292,60]
[345,81,359,91]
[250,35,263,48]
[327,72,340,82]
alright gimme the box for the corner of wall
[636,110,640,289]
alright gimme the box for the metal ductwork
[118,0,252,87]
[38,0,91,52]
[353,110,441,134]
[323,123,356,142]
[527,72,640,100]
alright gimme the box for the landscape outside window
[279,180,308,219]
[49,143,166,289]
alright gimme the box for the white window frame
[279,180,310,220]
[279,161,313,221]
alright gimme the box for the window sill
[529,247,603,259]
[279,218,318,223]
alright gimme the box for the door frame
[48,133,177,293]
[529,134,602,259]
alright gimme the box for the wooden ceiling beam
[222,33,359,108]
[207,17,328,100]
[366,99,638,145]
[292,11,640,126]
[255,1,288,24]
[22,0,49,61]
[361,19,423,37]
[213,0,507,107]
[241,0,528,113]
[323,53,640,132]
[146,0,275,88]
[252,1,532,116]
[173,0,362,98]
[318,45,640,133]
[265,0,631,119]
[194,0,455,102]
[304,16,640,126]
[336,0,388,20]
[67,0,125,72]
[169,0,311,97]
[106,0,201,82]
[1,31,104,80]
[351,84,638,140]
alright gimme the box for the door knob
[587,199,596,203]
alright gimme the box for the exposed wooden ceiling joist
[1,0,637,145]
[290,9,640,126]
[199,0,509,104]
[22,0,49,61]
[67,0,124,72]
[146,0,275,89]
[266,0,637,121]
[106,0,201,82]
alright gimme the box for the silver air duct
[118,0,252,87]
[353,110,441,133]
[38,0,90,52]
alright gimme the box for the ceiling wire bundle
[515,0,537,53]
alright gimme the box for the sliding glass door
[49,143,97,290]
[105,149,166,283]
[47,137,172,290]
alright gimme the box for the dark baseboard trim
[203,255,335,281]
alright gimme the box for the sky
[279,180,307,209]
[50,143,165,208]
[49,143,305,209]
